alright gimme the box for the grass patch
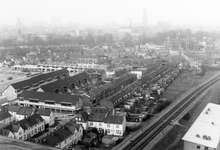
[151,125,187,150]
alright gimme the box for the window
[19,131,22,135]
[106,129,110,133]
[35,129,37,133]
[116,130,121,134]
[205,147,208,150]
[197,146,200,149]
[107,124,110,127]
[116,125,119,128]
[90,122,93,125]
[99,123,102,126]
[64,139,67,144]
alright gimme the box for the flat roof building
[182,103,220,150]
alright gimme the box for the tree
[96,35,106,45]
[84,34,95,46]
[122,33,134,47]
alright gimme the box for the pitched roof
[3,124,21,132]
[10,69,69,91]
[105,115,124,124]
[16,107,34,116]
[17,114,44,130]
[19,91,81,105]
[76,111,89,122]
[41,126,72,147]
[91,107,112,114]
[39,72,89,93]
[35,109,51,116]
[88,113,106,122]
[0,111,12,121]
[6,105,20,113]
[90,82,115,95]
[65,121,81,133]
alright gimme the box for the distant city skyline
[0,0,220,27]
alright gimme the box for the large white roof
[182,103,220,148]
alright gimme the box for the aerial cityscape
[0,0,220,150]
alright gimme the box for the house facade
[35,109,55,127]
[17,91,83,112]
[40,122,83,149]
[0,110,13,124]
[88,113,126,136]
[0,114,45,141]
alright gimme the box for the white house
[88,113,106,131]
[88,113,126,136]
[0,124,23,140]
[41,122,83,149]
[182,103,220,150]
[103,115,126,136]
[0,110,13,124]
[35,109,54,127]
[65,121,84,144]
[15,107,35,121]
[6,105,20,121]
[130,68,148,79]
[0,114,45,141]
[75,111,89,130]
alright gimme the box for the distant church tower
[142,7,148,27]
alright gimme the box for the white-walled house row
[17,91,83,112]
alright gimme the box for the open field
[151,70,220,150]
[0,67,28,93]
[160,70,218,102]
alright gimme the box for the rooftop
[88,113,106,122]
[182,103,220,148]
[39,71,89,93]
[105,115,124,124]
[0,111,12,121]
[41,126,72,147]
[10,69,69,91]
[19,91,81,105]
[16,107,34,116]
[35,109,51,116]
[6,105,20,113]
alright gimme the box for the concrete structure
[17,91,83,112]
[182,103,220,150]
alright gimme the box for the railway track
[121,73,220,150]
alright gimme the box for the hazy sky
[0,0,220,26]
